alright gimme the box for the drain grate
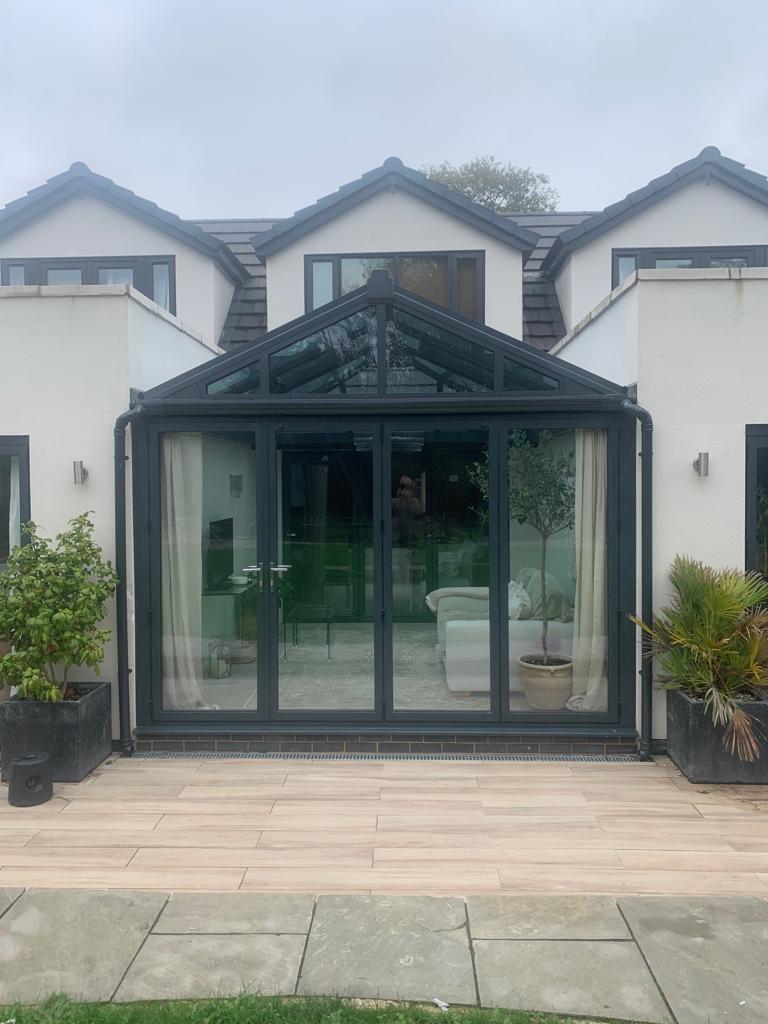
[130,750,640,763]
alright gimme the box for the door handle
[269,563,291,591]
[242,564,265,591]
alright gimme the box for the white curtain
[567,429,608,712]
[8,456,20,552]
[161,433,205,710]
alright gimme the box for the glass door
[158,428,267,714]
[271,426,379,715]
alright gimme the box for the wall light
[73,460,89,485]
[693,452,709,477]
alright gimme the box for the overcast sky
[2,0,768,219]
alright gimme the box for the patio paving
[1,888,767,1022]
[1,754,768,895]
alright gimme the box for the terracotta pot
[517,655,573,710]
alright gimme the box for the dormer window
[612,246,766,287]
[306,251,484,321]
[0,255,176,313]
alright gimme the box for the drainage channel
[131,750,640,763]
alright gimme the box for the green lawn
[1,995,626,1024]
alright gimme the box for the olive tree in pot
[0,513,118,782]
[633,556,768,783]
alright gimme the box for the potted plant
[507,430,576,709]
[0,513,118,782]
[634,555,768,783]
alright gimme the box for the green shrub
[0,512,118,702]
[633,555,768,760]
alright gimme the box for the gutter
[114,402,145,756]
[620,398,654,760]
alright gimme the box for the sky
[2,0,768,220]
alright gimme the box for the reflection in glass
[617,254,637,283]
[398,256,449,306]
[46,268,82,285]
[276,431,374,710]
[152,263,171,310]
[270,307,377,394]
[393,428,490,711]
[0,456,21,568]
[341,257,394,294]
[98,268,134,286]
[456,257,478,317]
[385,308,494,394]
[506,428,608,713]
[311,261,334,309]
[754,447,768,578]
[503,357,559,393]
[708,256,748,268]
[207,363,261,395]
[7,266,25,286]
[654,258,693,269]
[160,431,260,711]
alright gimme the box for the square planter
[0,681,112,783]
[666,688,768,783]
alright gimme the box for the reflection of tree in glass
[757,485,768,576]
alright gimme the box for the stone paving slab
[474,938,671,1023]
[468,894,631,940]
[0,888,167,1004]
[154,892,314,934]
[297,895,476,1005]
[620,896,768,1024]
[114,933,307,1002]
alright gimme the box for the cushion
[516,567,573,622]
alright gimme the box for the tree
[423,155,558,214]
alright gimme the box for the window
[746,426,768,577]
[1,256,176,313]
[0,437,29,569]
[612,246,766,288]
[306,252,484,320]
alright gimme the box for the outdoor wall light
[693,452,710,477]
[72,460,89,485]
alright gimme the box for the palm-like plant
[633,556,768,761]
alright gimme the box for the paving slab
[0,888,23,919]
[0,888,167,1003]
[620,895,768,1024]
[468,894,630,939]
[153,893,314,934]
[114,933,306,1001]
[474,938,670,1022]
[298,895,475,1005]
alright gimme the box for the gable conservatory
[130,272,638,743]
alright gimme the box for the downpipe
[114,404,145,757]
[621,398,654,761]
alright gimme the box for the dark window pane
[456,257,478,317]
[207,363,261,395]
[46,268,82,285]
[755,447,768,579]
[617,255,637,283]
[340,257,394,295]
[311,261,334,308]
[153,263,171,309]
[398,256,449,307]
[503,357,559,393]
[385,308,494,394]
[654,258,693,269]
[98,268,134,286]
[7,266,25,285]
[270,306,378,395]
[708,256,748,268]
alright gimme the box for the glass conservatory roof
[144,273,624,404]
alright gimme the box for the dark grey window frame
[0,255,177,314]
[611,245,768,289]
[0,435,31,561]
[304,251,486,322]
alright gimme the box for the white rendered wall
[556,269,768,738]
[0,287,216,737]
[0,195,236,347]
[265,188,524,338]
[558,180,768,331]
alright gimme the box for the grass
[0,995,628,1024]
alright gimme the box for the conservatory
[130,271,638,743]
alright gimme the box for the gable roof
[0,163,248,283]
[542,146,768,275]
[249,157,540,259]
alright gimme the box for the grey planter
[666,688,768,784]
[0,682,112,783]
